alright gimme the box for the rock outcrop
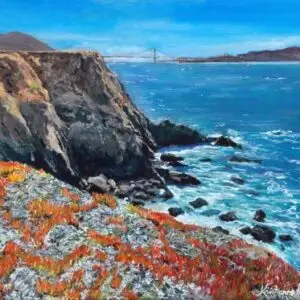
[0,51,158,186]
[149,120,207,147]
[0,51,209,198]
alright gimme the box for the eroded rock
[251,225,276,243]
[87,174,110,193]
[168,207,184,217]
[168,171,201,185]
[240,226,252,235]
[231,176,245,185]
[253,209,267,222]
[213,226,230,235]
[279,234,293,242]
[160,153,184,163]
[210,136,242,149]
[230,155,262,164]
[189,198,208,209]
[149,120,206,147]
[219,211,238,222]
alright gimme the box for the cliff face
[0,51,156,184]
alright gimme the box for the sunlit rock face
[0,51,156,184]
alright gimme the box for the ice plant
[88,230,122,249]
[0,162,299,299]
[121,288,138,300]
[92,193,118,209]
[94,250,108,261]
[128,205,199,232]
[61,187,80,203]
[111,269,122,289]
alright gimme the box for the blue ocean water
[109,62,300,270]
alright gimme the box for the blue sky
[1,0,300,56]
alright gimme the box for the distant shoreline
[105,59,300,64]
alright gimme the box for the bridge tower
[153,48,157,64]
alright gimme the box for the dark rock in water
[155,168,170,179]
[209,136,242,149]
[253,209,266,222]
[168,171,201,185]
[272,130,284,136]
[115,178,170,201]
[146,188,160,197]
[133,191,151,200]
[213,226,229,235]
[168,207,184,217]
[279,234,293,242]
[243,189,260,197]
[230,155,262,164]
[240,226,252,235]
[160,153,184,162]
[201,209,221,217]
[87,174,110,193]
[167,161,186,167]
[149,120,206,147]
[162,189,174,200]
[231,176,245,185]
[251,225,276,243]
[199,158,213,163]
[156,167,200,186]
[219,211,238,222]
[189,198,208,209]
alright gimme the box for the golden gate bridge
[103,48,178,63]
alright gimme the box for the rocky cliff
[0,51,235,201]
[0,51,160,185]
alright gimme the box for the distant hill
[179,46,300,63]
[0,32,53,51]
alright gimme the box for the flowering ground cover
[0,161,299,299]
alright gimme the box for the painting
[0,0,299,299]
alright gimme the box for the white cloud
[35,27,300,57]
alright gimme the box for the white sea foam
[289,159,300,165]
[264,76,286,81]
[264,130,294,137]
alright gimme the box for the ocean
[109,62,300,270]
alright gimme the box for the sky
[1,0,300,57]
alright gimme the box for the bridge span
[103,48,177,63]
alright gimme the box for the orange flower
[92,193,118,209]
[129,205,198,232]
[121,288,138,300]
[61,187,80,203]
[88,230,122,249]
[94,250,108,261]
[111,269,122,289]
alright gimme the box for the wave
[264,76,286,81]
[263,130,294,137]
[289,159,300,165]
